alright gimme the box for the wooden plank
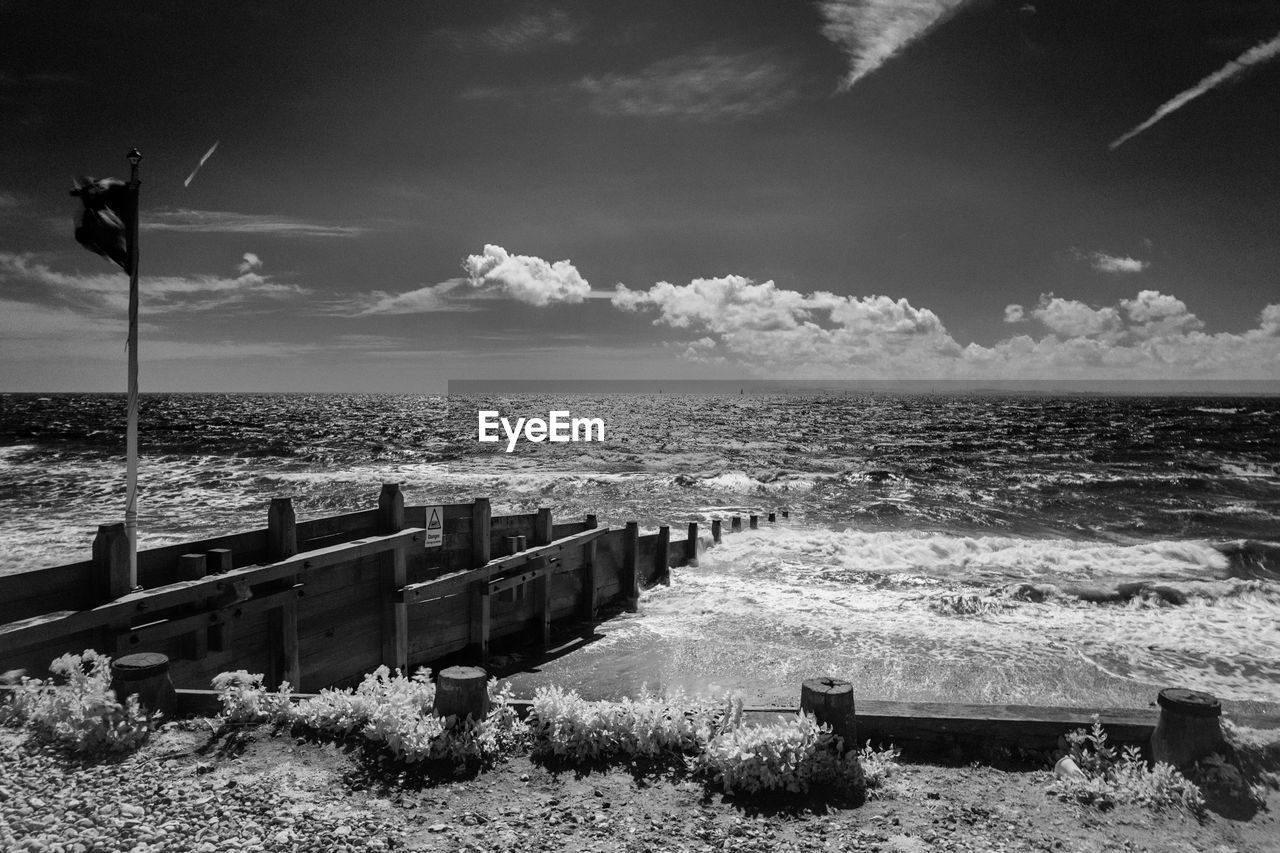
[380,544,409,674]
[533,557,551,648]
[534,508,553,545]
[471,498,491,567]
[488,563,555,594]
[552,521,589,540]
[121,585,303,648]
[295,508,380,547]
[491,513,537,537]
[582,539,598,622]
[136,528,270,589]
[399,527,610,605]
[469,584,491,666]
[0,529,424,651]
[266,597,301,691]
[0,562,95,624]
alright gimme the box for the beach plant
[526,684,722,762]
[857,740,902,798]
[1,650,153,754]
[210,670,294,725]
[1048,714,1204,814]
[694,704,865,796]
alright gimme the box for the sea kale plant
[527,685,721,761]
[1048,714,1205,815]
[1,650,153,754]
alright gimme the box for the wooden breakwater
[0,484,720,693]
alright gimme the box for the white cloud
[576,50,800,120]
[481,9,582,52]
[463,244,590,306]
[818,0,972,90]
[1112,30,1280,149]
[612,273,1280,379]
[346,278,477,316]
[143,209,366,238]
[1073,249,1149,274]
[237,252,262,274]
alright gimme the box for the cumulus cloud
[463,244,590,306]
[1073,249,1149,274]
[612,273,1280,379]
[237,252,262,274]
[576,50,799,120]
[818,0,972,90]
[1112,30,1280,149]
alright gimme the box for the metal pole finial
[127,148,142,166]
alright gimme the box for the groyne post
[378,483,408,674]
[782,510,789,519]
[749,514,759,530]
[266,497,300,690]
[92,522,132,651]
[801,677,856,755]
[582,514,600,620]
[434,665,490,722]
[110,652,176,716]
[657,525,671,586]
[471,497,491,567]
[731,516,741,533]
[532,556,552,648]
[767,512,776,523]
[711,519,722,544]
[686,523,698,567]
[205,548,233,652]
[534,507,553,545]
[176,554,208,660]
[623,521,640,610]
[1150,688,1225,768]
[206,548,233,574]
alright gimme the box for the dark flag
[70,176,134,270]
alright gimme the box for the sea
[1,391,1278,712]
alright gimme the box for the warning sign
[424,505,443,548]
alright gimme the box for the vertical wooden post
[433,666,490,721]
[267,498,297,560]
[93,522,132,602]
[711,519,722,544]
[731,516,742,533]
[623,521,640,610]
[266,497,298,690]
[586,513,598,529]
[516,535,527,551]
[801,677,856,754]
[505,536,520,556]
[206,548,233,574]
[768,512,776,523]
[656,525,671,586]
[378,484,408,674]
[532,557,552,648]
[177,554,208,661]
[582,539,598,622]
[749,514,759,530]
[471,497,491,568]
[534,507,553,545]
[470,583,491,666]
[782,510,789,519]
[685,523,698,567]
[205,548,232,652]
[1150,688,1225,768]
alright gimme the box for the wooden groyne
[1,489,1275,758]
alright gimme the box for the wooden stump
[1151,687,1224,768]
[731,516,741,532]
[749,515,759,530]
[767,512,776,523]
[434,666,490,722]
[711,519,722,544]
[801,677,856,754]
[111,652,177,716]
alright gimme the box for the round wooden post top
[440,665,487,680]
[1157,688,1220,717]
[111,652,170,681]
[803,677,853,695]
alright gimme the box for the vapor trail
[1111,31,1280,149]
[183,140,221,187]
[819,0,971,90]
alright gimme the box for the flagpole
[125,148,141,590]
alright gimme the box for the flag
[70,176,133,270]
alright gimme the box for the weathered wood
[111,652,177,715]
[622,522,640,608]
[206,548,233,574]
[516,535,527,551]
[656,526,671,586]
[472,498,491,568]
[533,557,552,648]
[534,508,553,545]
[378,483,404,534]
[768,512,776,523]
[175,554,208,661]
[782,510,789,519]
[749,515,759,530]
[398,527,610,605]
[582,539,598,622]
[801,677,856,754]
[434,666,490,721]
[267,597,301,690]
[121,584,303,649]
[488,562,555,594]
[1151,688,1225,768]
[176,554,206,582]
[552,521,590,539]
[586,514,598,529]
[469,583,491,665]
[685,523,698,567]
[92,523,132,602]
[731,516,742,532]
[268,498,298,560]
[0,529,424,652]
[380,544,409,674]
[711,519,722,544]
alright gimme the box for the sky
[1,0,1279,392]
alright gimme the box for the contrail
[1111,31,1280,150]
[818,0,972,91]
[183,140,220,187]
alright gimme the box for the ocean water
[2,392,1278,709]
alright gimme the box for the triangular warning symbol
[427,509,442,530]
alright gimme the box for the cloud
[611,273,1280,379]
[575,50,800,120]
[818,0,972,90]
[1111,30,1280,149]
[143,209,366,238]
[0,252,307,316]
[480,9,582,52]
[237,252,262,275]
[0,191,21,209]
[344,278,478,316]
[1072,249,1149,274]
[463,244,590,306]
